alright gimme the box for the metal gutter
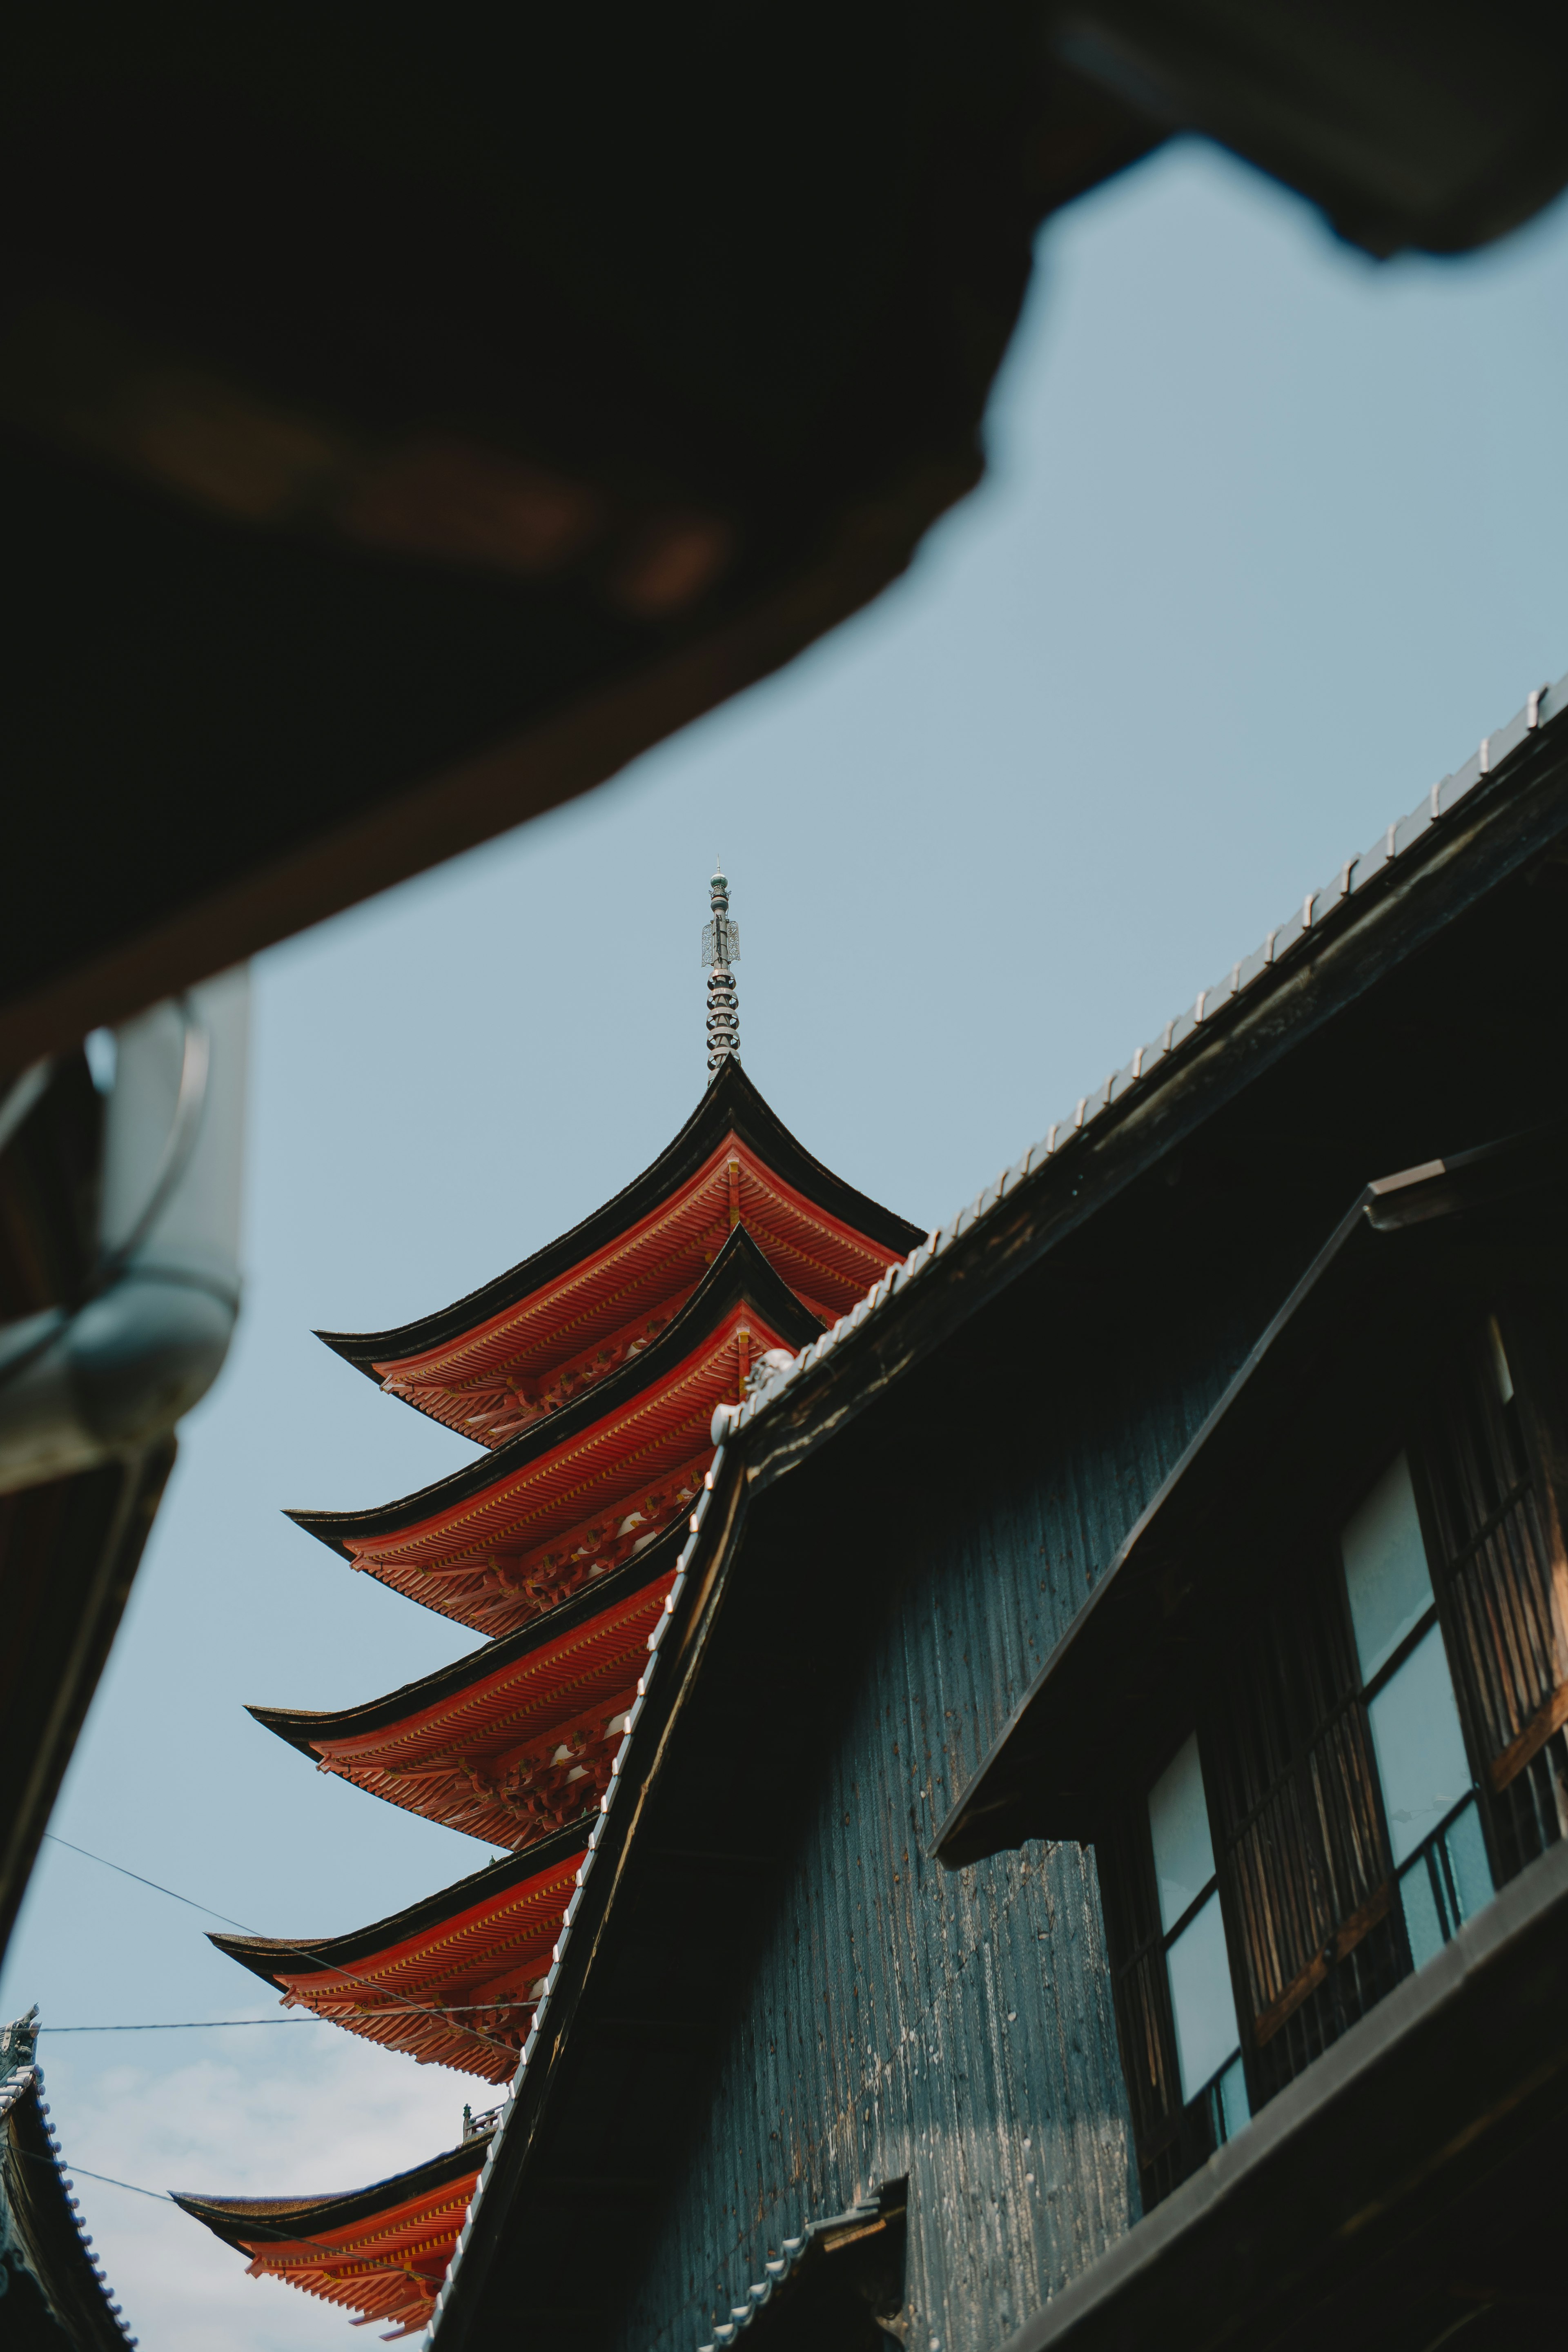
[0,969,248,1497]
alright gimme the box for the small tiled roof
[0,2011,138,2349]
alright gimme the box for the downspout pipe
[0,969,248,1497]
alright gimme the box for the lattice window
[1100,1300,1568,2211]
[1420,1317,1568,1871]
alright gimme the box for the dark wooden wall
[606,851,1568,2352]
[609,1197,1310,2352]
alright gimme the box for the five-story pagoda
[179,870,924,2331]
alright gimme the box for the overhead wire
[40,2009,519,2031]
[8,2144,481,2292]
[41,1832,531,2067]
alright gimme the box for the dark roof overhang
[703,2181,909,2351]
[209,1822,588,1986]
[250,1517,684,1757]
[290,1223,822,1557]
[8,14,1568,1072]
[933,1123,1568,1861]
[0,24,1158,1073]
[315,1059,922,1383]
[991,1833,1568,2352]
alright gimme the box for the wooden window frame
[1101,1290,1568,2211]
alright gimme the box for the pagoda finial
[702,862,740,1076]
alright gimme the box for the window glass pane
[1443,1797,1493,1924]
[1398,1852,1446,1970]
[1215,2055,1251,2139]
[1165,1890,1241,2101]
[1342,1452,1434,1684]
[1367,1625,1474,1866]
[1148,1732,1215,1932]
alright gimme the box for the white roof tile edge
[0,2045,140,2344]
[715,670,1568,1442]
[422,1453,728,2344]
[694,2194,885,2349]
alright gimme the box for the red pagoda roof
[316,1060,923,1445]
[288,1229,820,1635]
[174,2127,492,2340]
[250,1533,679,1848]
[211,1831,586,2085]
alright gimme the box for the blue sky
[4,136,1565,2350]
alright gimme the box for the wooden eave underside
[289,1229,820,1635]
[316,1061,922,1446]
[251,1555,673,1848]
[214,1842,586,2084]
[214,1829,586,1980]
[175,2133,488,2252]
[253,1532,682,1754]
[177,2149,486,2335]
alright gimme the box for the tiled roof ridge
[693,2194,883,2349]
[713,671,1568,1447]
[0,2022,139,2346]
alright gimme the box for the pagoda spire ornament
[702,861,740,1076]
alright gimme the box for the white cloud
[37,2025,480,2352]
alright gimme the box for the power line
[43,1833,250,1929]
[40,1833,526,2066]
[41,2005,541,2033]
[42,2019,319,2033]
[11,2145,477,2284]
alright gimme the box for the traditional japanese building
[193,682,1568,2352]
[0,2010,138,2350]
[411,673,1568,2352]
[183,868,924,2324]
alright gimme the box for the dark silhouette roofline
[288,1223,822,1556]
[314,1057,923,1380]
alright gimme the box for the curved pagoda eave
[210,1831,587,2084]
[285,1227,820,1635]
[174,2131,492,2342]
[248,1524,682,1849]
[314,1058,923,1443]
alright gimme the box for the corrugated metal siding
[612,1236,1298,2352]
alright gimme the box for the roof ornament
[702,861,740,1076]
